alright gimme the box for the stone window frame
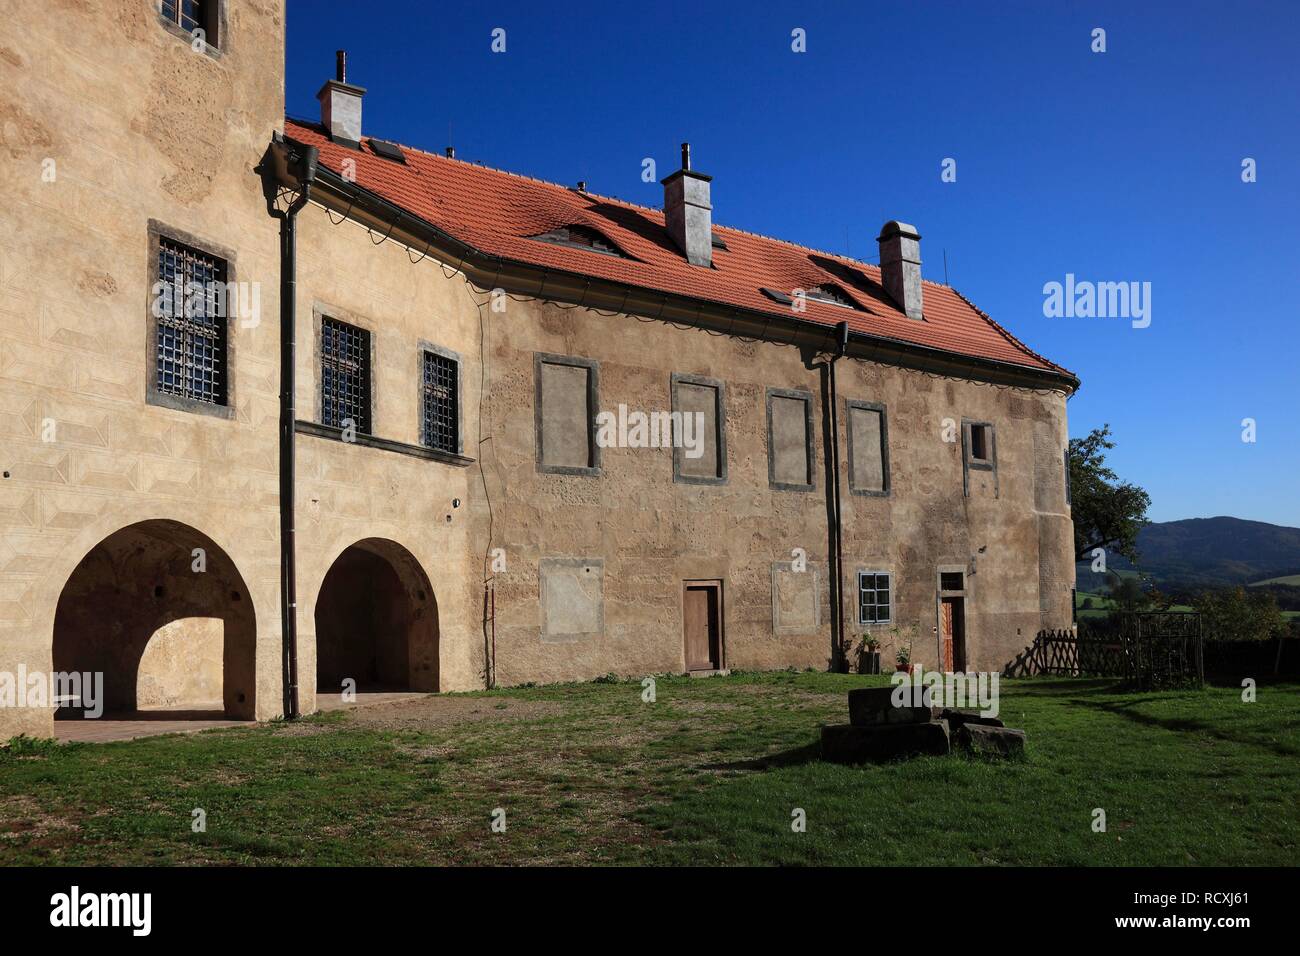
[855,568,894,628]
[1064,445,1072,507]
[961,418,999,498]
[144,220,238,421]
[845,398,891,498]
[670,372,728,486]
[534,352,602,477]
[157,0,228,59]
[418,340,464,455]
[771,560,822,636]
[765,387,816,493]
[313,303,379,436]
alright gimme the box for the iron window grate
[321,317,371,433]
[858,572,892,624]
[156,236,227,406]
[422,350,459,452]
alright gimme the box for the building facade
[0,1,1076,739]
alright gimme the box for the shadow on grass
[698,741,821,773]
[1066,696,1300,758]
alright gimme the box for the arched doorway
[315,538,439,694]
[52,519,256,720]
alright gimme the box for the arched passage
[52,519,256,720]
[315,538,439,694]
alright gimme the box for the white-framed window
[857,571,892,625]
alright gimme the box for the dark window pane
[422,350,459,453]
[320,317,370,433]
[156,236,227,406]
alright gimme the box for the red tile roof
[284,118,1074,383]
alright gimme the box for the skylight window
[528,225,627,257]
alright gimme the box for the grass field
[2,672,1297,866]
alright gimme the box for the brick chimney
[661,143,713,268]
[877,220,923,320]
[317,50,366,148]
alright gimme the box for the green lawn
[2,673,1297,866]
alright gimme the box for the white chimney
[877,220,923,320]
[661,143,713,268]
[317,50,365,147]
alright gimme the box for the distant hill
[1075,516,1300,590]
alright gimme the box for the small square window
[858,571,892,625]
[940,572,964,592]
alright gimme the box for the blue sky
[287,0,1300,527]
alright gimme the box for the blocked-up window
[155,236,228,407]
[421,349,459,453]
[535,353,599,475]
[847,400,889,496]
[321,317,371,433]
[671,373,726,484]
[858,571,892,625]
[767,388,814,491]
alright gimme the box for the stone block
[956,723,1026,758]
[940,708,1005,730]
[821,719,951,763]
[848,686,939,726]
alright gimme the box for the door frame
[935,565,969,672]
[682,579,726,673]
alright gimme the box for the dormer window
[804,283,858,309]
[529,225,627,258]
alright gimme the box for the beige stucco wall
[0,0,288,737]
[477,296,1074,684]
[0,1,1074,741]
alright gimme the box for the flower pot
[858,651,881,675]
[895,663,915,675]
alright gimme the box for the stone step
[939,707,1005,730]
[822,719,951,763]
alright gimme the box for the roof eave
[267,134,1080,396]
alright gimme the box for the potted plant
[894,633,914,674]
[858,634,882,675]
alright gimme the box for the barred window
[858,571,892,625]
[421,350,459,453]
[156,237,228,407]
[321,317,370,434]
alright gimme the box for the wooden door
[684,581,722,671]
[941,599,955,672]
[941,596,966,672]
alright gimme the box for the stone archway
[52,519,257,720]
[314,538,439,694]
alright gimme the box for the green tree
[1069,424,1151,563]
[1192,587,1288,642]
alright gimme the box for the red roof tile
[285,118,1074,383]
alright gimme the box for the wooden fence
[1005,612,1204,687]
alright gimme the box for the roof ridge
[285,116,886,275]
